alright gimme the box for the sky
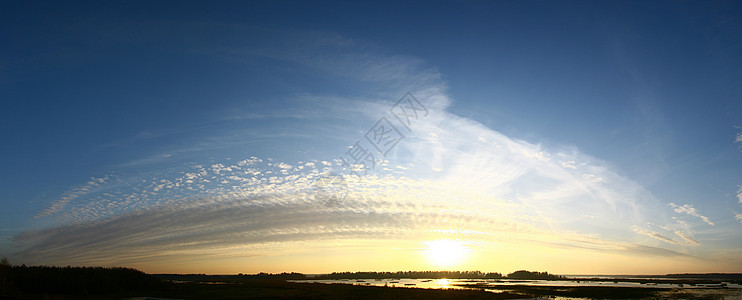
[1,1,742,275]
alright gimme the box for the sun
[423,239,470,268]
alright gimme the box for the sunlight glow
[423,240,470,268]
[436,279,451,287]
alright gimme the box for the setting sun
[423,240,471,268]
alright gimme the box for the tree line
[506,270,564,279]
[0,258,163,296]
[155,272,308,282]
[315,270,564,280]
[316,270,504,279]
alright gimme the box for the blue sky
[1,1,741,274]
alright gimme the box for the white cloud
[275,162,293,170]
[674,230,700,246]
[668,203,715,226]
[632,226,677,244]
[238,157,262,166]
[560,161,578,169]
[35,175,111,218]
[211,164,233,174]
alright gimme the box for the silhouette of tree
[0,257,9,295]
[1,264,163,296]
[316,270,503,279]
[507,270,563,280]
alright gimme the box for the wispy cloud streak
[35,175,111,218]
[668,203,715,226]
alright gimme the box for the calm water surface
[292,278,742,299]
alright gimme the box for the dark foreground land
[1,265,741,299]
[454,283,741,299]
[141,280,528,300]
[144,280,742,300]
[4,278,742,300]
[1,278,525,300]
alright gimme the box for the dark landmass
[3,275,739,300]
[0,264,164,297]
[156,272,307,282]
[506,270,564,280]
[1,259,740,300]
[141,280,530,300]
[1,269,526,300]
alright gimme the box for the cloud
[623,244,692,257]
[673,230,700,246]
[21,30,693,268]
[668,203,715,226]
[20,121,683,266]
[35,175,111,218]
[17,170,683,266]
[560,161,578,169]
[735,130,742,225]
[543,235,692,258]
[632,226,677,244]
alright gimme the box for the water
[291,278,742,299]
[293,278,742,289]
[292,278,465,290]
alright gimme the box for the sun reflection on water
[436,279,451,287]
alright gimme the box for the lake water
[292,277,742,300]
[292,278,742,290]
